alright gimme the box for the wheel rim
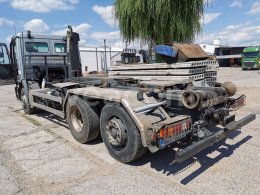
[71,106,83,133]
[105,117,127,147]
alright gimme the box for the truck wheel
[100,103,147,163]
[21,89,35,114]
[66,95,99,143]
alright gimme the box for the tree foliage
[114,0,205,44]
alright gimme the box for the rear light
[158,119,191,138]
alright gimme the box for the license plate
[229,95,246,111]
[207,96,226,107]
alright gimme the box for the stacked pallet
[109,60,219,86]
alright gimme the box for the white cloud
[52,23,92,46]
[24,19,49,33]
[201,13,221,25]
[196,22,260,46]
[247,1,260,15]
[89,30,151,50]
[204,0,214,5]
[90,31,122,50]
[89,31,144,50]
[90,31,120,41]
[230,0,243,8]
[0,18,15,26]
[10,0,79,13]
[92,5,118,27]
[52,23,92,36]
[109,40,147,51]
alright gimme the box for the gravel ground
[0,67,259,195]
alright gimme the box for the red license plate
[229,95,246,111]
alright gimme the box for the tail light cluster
[154,119,192,141]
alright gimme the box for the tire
[21,88,35,114]
[100,103,147,163]
[66,95,100,143]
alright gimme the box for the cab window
[242,52,259,58]
[54,43,67,53]
[25,42,49,53]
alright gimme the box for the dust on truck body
[9,26,255,163]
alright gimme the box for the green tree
[114,0,205,45]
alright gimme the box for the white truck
[7,26,255,163]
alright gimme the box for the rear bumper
[174,113,256,163]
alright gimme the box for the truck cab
[9,27,82,99]
[242,46,260,70]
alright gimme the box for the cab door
[0,43,13,85]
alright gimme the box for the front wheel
[100,103,147,163]
[21,88,35,114]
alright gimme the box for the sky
[0,0,259,50]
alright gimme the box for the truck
[242,46,260,70]
[0,43,13,85]
[7,26,255,163]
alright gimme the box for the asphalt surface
[0,67,259,195]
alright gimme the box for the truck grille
[244,61,255,68]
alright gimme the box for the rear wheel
[21,88,35,114]
[66,95,100,143]
[100,103,147,163]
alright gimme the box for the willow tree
[114,0,205,46]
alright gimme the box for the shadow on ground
[33,110,104,144]
[131,130,251,185]
[30,110,252,185]
[34,110,68,129]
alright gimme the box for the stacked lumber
[109,60,219,86]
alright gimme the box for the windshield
[242,51,259,58]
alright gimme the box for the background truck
[242,46,260,70]
[0,43,13,85]
[7,26,255,163]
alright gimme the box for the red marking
[153,133,157,142]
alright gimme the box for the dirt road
[0,67,259,195]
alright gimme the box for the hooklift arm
[174,113,256,163]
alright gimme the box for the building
[199,39,247,67]
[79,46,121,75]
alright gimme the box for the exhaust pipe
[181,90,200,109]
